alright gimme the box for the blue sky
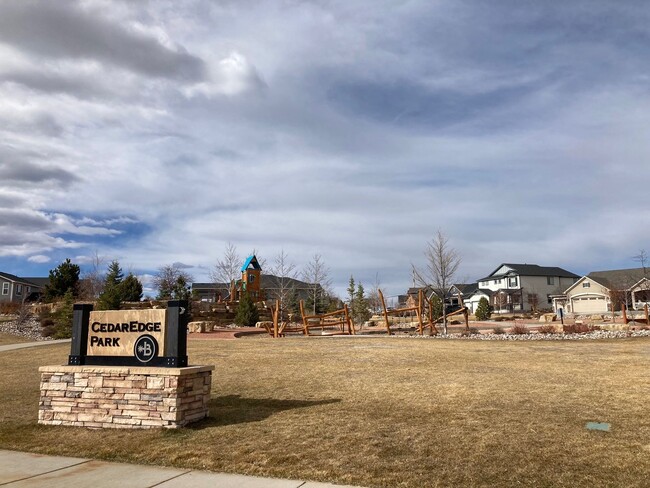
[1,0,649,297]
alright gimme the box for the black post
[164,300,188,367]
[68,304,93,365]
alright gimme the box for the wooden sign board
[87,309,167,359]
[68,301,188,368]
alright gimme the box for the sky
[1,0,650,298]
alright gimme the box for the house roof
[192,274,315,292]
[21,277,49,288]
[478,263,579,281]
[453,283,479,295]
[586,268,649,291]
[240,255,261,272]
[0,272,47,288]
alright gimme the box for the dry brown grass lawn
[1,337,649,487]
[0,332,32,345]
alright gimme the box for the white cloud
[27,254,51,263]
[183,52,265,98]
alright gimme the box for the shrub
[475,297,492,321]
[494,316,507,322]
[235,292,259,327]
[563,324,576,334]
[492,326,506,335]
[538,324,556,334]
[510,323,528,335]
[574,323,591,334]
[42,326,56,338]
[41,318,54,328]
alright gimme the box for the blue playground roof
[241,255,261,272]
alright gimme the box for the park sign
[68,300,188,367]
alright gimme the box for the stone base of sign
[38,365,214,429]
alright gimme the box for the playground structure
[378,289,426,334]
[229,255,265,303]
[299,300,355,336]
[377,288,469,335]
[263,299,355,337]
[622,303,650,325]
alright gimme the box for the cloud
[0,0,205,81]
[183,52,266,98]
[0,161,80,187]
[27,255,51,264]
[1,1,650,297]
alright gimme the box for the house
[191,254,321,305]
[472,264,579,313]
[0,272,48,303]
[403,284,470,311]
[559,267,650,314]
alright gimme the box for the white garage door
[572,296,608,313]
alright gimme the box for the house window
[582,282,590,288]
[248,274,255,283]
[508,277,518,287]
[494,279,501,284]
[16,284,22,296]
[1,283,8,295]
[547,294,552,304]
[547,277,555,285]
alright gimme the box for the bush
[538,324,556,334]
[475,297,492,321]
[235,292,259,327]
[492,326,506,335]
[41,318,54,328]
[510,323,528,335]
[494,316,507,322]
[42,326,56,338]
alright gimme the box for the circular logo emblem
[134,335,158,363]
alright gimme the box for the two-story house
[470,264,579,313]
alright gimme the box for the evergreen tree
[52,290,75,339]
[45,259,80,301]
[97,261,124,310]
[154,264,193,300]
[475,297,492,321]
[235,292,259,326]
[119,273,143,302]
[352,283,371,324]
[347,275,355,309]
[287,288,301,318]
[429,294,443,319]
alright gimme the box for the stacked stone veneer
[38,365,214,429]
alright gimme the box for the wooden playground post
[378,289,393,335]
[273,300,279,338]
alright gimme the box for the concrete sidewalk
[0,449,364,488]
[0,339,70,353]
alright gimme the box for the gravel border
[0,316,53,341]
[398,329,650,340]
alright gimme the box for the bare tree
[153,264,194,300]
[78,250,105,300]
[633,249,648,276]
[412,230,461,334]
[210,242,242,289]
[367,272,382,314]
[267,249,299,322]
[302,254,332,314]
